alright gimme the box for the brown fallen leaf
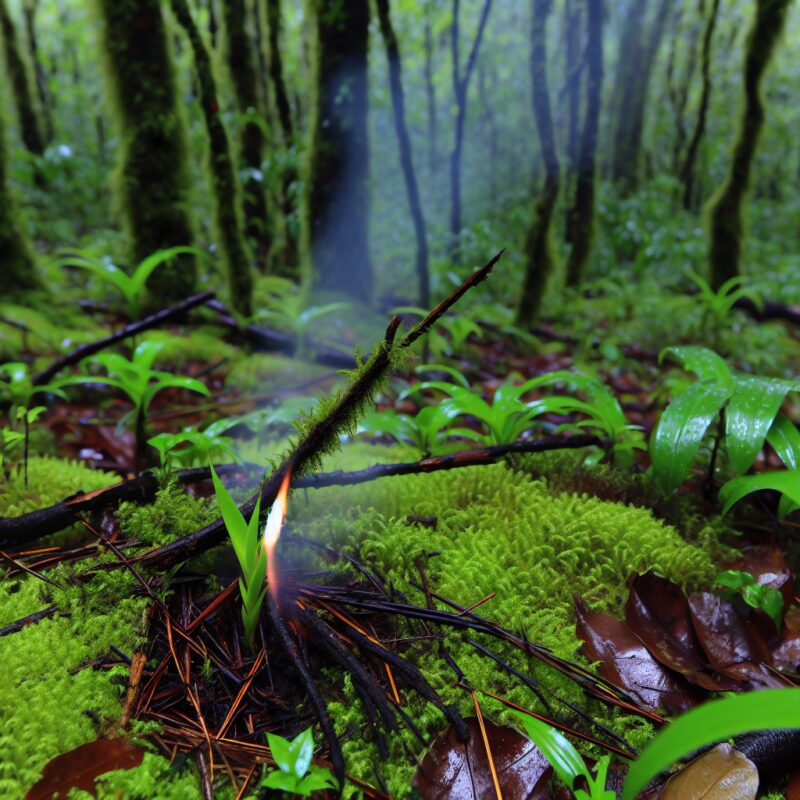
[659,743,758,800]
[25,738,145,800]
[772,604,800,674]
[625,573,735,692]
[688,592,788,688]
[575,597,702,712]
[788,767,800,800]
[413,717,552,800]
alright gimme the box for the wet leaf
[625,573,732,692]
[788,768,800,800]
[659,744,758,800]
[772,605,800,673]
[575,598,702,712]
[25,738,145,799]
[413,717,552,800]
[688,593,786,688]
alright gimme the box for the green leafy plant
[259,727,338,796]
[55,246,203,320]
[685,270,762,347]
[719,469,800,519]
[148,420,242,472]
[714,569,783,629]
[511,711,613,799]
[650,346,800,494]
[622,689,800,800]
[0,363,66,487]
[360,404,470,455]
[67,341,209,464]
[210,464,266,649]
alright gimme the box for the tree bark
[376,0,430,307]
[264,0,293,144]
[706,0,792,289]
[680,0,721,211]
[565,0,603,288]
[93,0,196,304]
[517,0,559,323]
[0,0,45,158]
[221,0,271,262]
[562,0,581,243]
[423,3,438,176]
[448,0,493,261]
[171,0,253,316]
[20,0,52,144]
[307,0,372,301]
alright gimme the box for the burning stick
[263,470,291,604]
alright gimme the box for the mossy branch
[137,250,504,569]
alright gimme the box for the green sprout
[714,569,783,630]
[260,727,338,796]
[210,464,266,649]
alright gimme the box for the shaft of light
[264,470,291,601]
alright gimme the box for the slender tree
[221,0,271,260]
[449,0,493,260]
[562,0,581,243]
[171,0,253,316]
[376,0,430,307]
[306,0,371,300]
[264,0,293,144]
[565,0,603,287]
[21,0,52,144]
[706,0,792,289]
[517,0,559,323]
[0,104,39,296]
[93,0,196,303]
[0,0,44,158]
[423,3,438,176]
[680,0,721,211]
[610,0,671,193]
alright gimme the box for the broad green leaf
[651,380,732,495]
[297,768,338,792]
[210,464,250,572]
[726,375,800,475]
[131,246,203,296]
[719,470,800,517]
[266,732,294,774]
[660,346,732,385]
[414,363,470,388]
[622,689,800,800]
[766,412,800,470]
[511,710,588,789]
[261,770,299,791]
[288,728,314,778]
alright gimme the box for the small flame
[264,470,291,601]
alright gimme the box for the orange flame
[264,470,291,601]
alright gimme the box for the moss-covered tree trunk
[609,0,670,194]
[680,0,721,211]
[706,0,791,289]
[0,105,39,295]
[93,0,196,304]
[306,0,371,301]
[376,0,430,307]
[264,0,293,144]
[221,0,271,263]
[21,0,52,145]
[0,0,44,158]
[171,0,253,316]
[517,0,559,323]
[565,0,603,288]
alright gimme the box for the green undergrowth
[287,455,733,796]
[224,352,337,395]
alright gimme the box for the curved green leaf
[766,412,800,470]
[659,346,732,385]
[719,470,800,517]
[131,246,204,296]
[726,375,800,475]
[651,380,732,495]
[622,689,800,800]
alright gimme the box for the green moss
[140,328,238,367]
[118,481,216,548]
[0,457,116,545]
[289,462,727,795]
[92,0,196,304]
[224,352,336,395]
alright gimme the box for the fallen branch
[137,250,505,570]
[33,291,215,386]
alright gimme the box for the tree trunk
[376,0,430,307]
[423,4,437,176]
[171,0,253,316]
[307,0,372,301]
[0,105,39,296]
[563,0,581,244]
[264,0,293,144]
[448,0,493,261]
[0,0,45,158]
[706,0,791,289]
[93,0,196,304]
[221,0,271,263]
[680,0,721,211]
[517,0,559,323]
[565,0,603,288]
[20,0,52,144]
[610,0,671,193]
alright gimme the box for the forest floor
[1,264,799,799]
